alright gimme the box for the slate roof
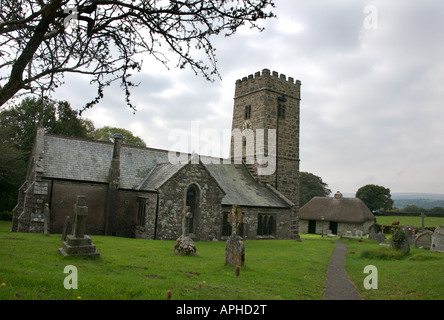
[41,132,290,208]
[299,196,375,223]
[43,134,170,190]
[204,162,292,208]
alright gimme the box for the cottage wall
[299,219,374,235]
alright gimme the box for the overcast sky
[54,0,444,195]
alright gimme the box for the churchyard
[0,220,443,300]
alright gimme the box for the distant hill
[391,193,444,209]
[342,192,444,210]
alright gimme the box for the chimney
[109,133,123,188]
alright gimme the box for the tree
[0,126,27,212]
[299,172,331,207]
[90,126,146,147]
[355,184,393,213]
[0,97,93,153]
[0,96,93,212]
[0,0,276,109]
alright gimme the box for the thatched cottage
[299,191,375,235]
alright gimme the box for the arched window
[263,216,268,235]
[186,186,197,234]
[257,214,275,236]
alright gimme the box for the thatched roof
[299,194,375,224]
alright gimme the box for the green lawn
[0,221,335,300]
[343,239,444,300]
[1,221,443,300]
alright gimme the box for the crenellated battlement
[234,68,301,100]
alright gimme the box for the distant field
[374,216,444,227]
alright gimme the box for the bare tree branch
[0,0,276,110]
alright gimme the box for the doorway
[329,221,338,235]
[308,220,316,234]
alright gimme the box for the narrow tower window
[244,105,251,119]
[278,104,286,119]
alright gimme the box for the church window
[278,104,286,119]
[222,212,244,237]
[244,105,251,119]
[137,197,147,226]
[186,186,197,234]
[257,214,275,236]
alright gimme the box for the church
[11,69,301,241]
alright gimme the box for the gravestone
[414,230,432,249]
[430,225,444,253]
[174,206,197,256]
[420,212,427,231]
[374,231,386,243]
[61,216,71,241]
[355,230,363,238]
[59,196,99,257]
[43,203,50,236]
[368,224,377,240]
[390,228,410,253]
[225,205,245,266]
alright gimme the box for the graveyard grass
[1,221,444,300]
[0,222,332,300]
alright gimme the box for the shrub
[0,211,12,221]
[360,247,408,260]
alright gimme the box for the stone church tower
[230,69,301,211]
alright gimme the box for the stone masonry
[230,69,301,237]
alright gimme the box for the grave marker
[59,196,99,257]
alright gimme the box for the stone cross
[62,216,71,241]
[420,212,427,230]
[229,205,242,237]
[43,203,50,236]
[181,206,192,237]
[73,196,88,239]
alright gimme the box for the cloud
[52,0,444,194]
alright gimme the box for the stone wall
[299,219,374,235]
[12,128,48,233]
[155,162,225,241]
[230,69,301,210]
[221,205,292,240]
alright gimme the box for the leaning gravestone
[414,230,433,249]
[61,216,71,241]
[390,228,410,253]
[174,206,196,256]
[43,203,50,236]
[59,196,99,257]
[374,231,386,243]
[368,224,377,240]
[225,205,245,267]
[430,225,444,253]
